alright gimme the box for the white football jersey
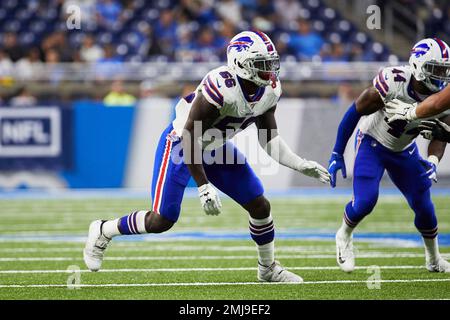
[172,65,281,150]
[359,65,446,152]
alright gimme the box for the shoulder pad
[373,66,409,103]
[200,66,237,109]
[201,70,224,109]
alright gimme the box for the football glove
[384,99,418,123]
[198,183,222,215]
[297,160,331,185]
[419,159,438,183]
[328,152,347,188]
[418,119,450,143]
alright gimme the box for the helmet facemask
[421,60,450,92]
[243,53,280,87]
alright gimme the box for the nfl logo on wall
[0,107,62,157]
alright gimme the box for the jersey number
[384,118,408,138]
[384,69,408,137]
[392,68,406,82]
[214,116,255,132]
[219,71,236,88]
[384,117,418,138]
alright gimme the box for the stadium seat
[0,0,393,62]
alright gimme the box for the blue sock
[249,215,275,266]
[343,202,360,228]
[249,217,275,245]
[409,190,438,239]
[118,210,148,235]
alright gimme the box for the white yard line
[0,211,431,217]
[0,248,432,255]
[0,265,426,274]
[0,246,336,253]
[1,253,448,262]
[3,223,442,233]
[0,278,449,288]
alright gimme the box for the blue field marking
[1,187,450,200]
[0,188,152,200]
[0,232,449,247]
[115,231,450,247]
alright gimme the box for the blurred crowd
[0,0,394,72]
[422,0,450,43]
[2,0,447,107]
[374,0,450,44]
[1,0,448,70]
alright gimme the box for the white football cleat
[426,257,450,273]
[257,261,303,283]
[83,220,111,272]
[336,230,355,273]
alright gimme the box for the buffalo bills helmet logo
[411,43,430,58]
[227,36,254,53]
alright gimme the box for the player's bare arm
[182,92,223,215]
[256,106,331,184]
[416,86,450,118]
[355,86,385,115]
[422,116,449,183]
[255,105,278,143]
[428,134,447,163]
[386,87,450,122]
[182,92,219,186]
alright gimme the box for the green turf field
[0,195,449,300]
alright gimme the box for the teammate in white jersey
[327,38,450,273]
[83,31,330,282]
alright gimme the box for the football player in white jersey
[327,38,450,273]
[383,44,450,142]
[83,31,330,282]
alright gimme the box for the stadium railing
[0,61,400,82]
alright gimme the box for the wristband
[407,107,418,121]
[427,155,439,167]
